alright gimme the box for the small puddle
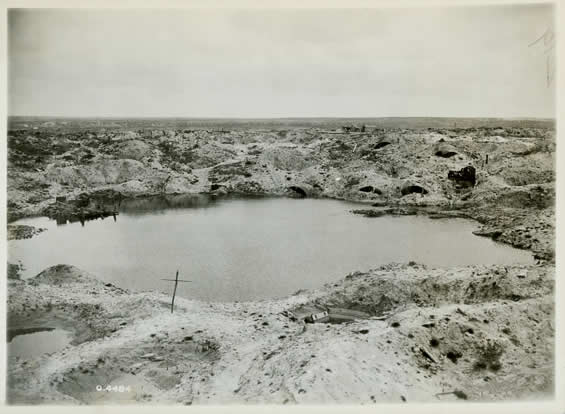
[8,327,72,358]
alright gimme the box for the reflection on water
[53,194,224,226]
[117,193,224,215]
[9,197,533,302]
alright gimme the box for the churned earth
[6,263,554,404]
[6,119,555,404]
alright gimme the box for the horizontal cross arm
[160,279,192,282]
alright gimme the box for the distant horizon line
[8,115,556,121]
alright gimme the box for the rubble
[448,166,476,187]
[6,120,555,403]
[7,224,46,240]
[6,262,554,403]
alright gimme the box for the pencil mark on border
[529,27,555,87]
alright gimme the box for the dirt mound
[44,159,147,187]
[293,264,553,319]
[434,142,458,158]
[496,153,555,186]
[209,161,252,182]
[116,139,152,161]
[28,264,98,286]
[261,147,313,171]
[7,259,554,404]
[486,185,554,210]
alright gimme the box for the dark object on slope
[304,311,329,323]
[448,165,476,187]
[358,186,383,195]
[375,141,391,149]
[401,183,428,196]
[434,143,458,158]
[288,186,307,198]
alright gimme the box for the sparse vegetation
[473,341,505,372]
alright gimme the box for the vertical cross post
[161,271,191,314]
[171,270,179,313]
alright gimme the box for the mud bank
[7,124,555,258]
[7,262,554,404]
[7,224,46,241]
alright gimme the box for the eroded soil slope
[7,263,554,404]
[7,124,555,258]
[6,122,556,404]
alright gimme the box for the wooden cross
[161,270,192,313]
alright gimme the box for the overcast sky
[8,5,555,118]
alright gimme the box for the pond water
[8,328,72,359]
[9,195,533,302]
